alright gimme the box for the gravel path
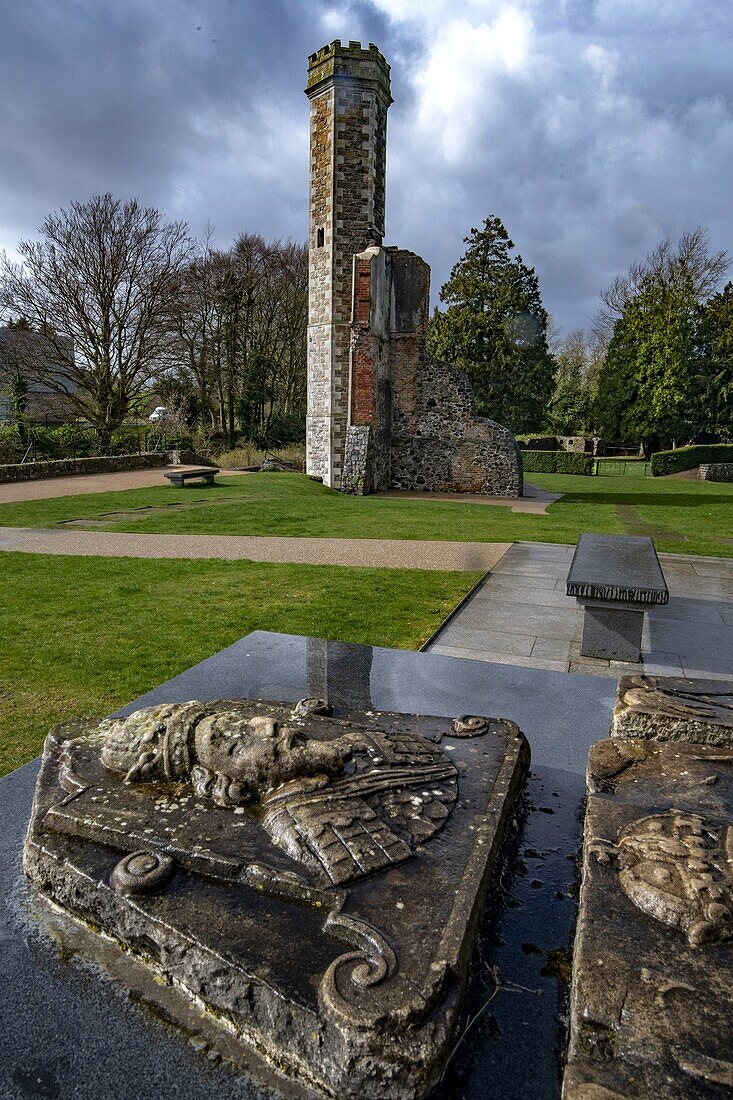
[0,526,511,571]
[0,466,250,503]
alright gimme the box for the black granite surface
[566,533,669,605]
[1,631,616,1100]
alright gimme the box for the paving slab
[531,638,572,661]
[426,542,733,682]
[457,604,583,643]
[430,644,569,672]
[471,582,572,610]
[374,481,563,514]
[489,563,571,581]
[651,598,728,625]
[438,624,537,656]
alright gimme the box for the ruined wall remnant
[305,41,522,497]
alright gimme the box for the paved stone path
[0,466,250,504]
[0,525,511,572]
[427,541,733,681]
[376,482,562,514]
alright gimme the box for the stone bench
[566,533,668,662]
[164,467,219,488]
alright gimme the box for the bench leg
[580,605,644,662]
[168,478,183,488]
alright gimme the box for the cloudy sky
[2,0,731,333]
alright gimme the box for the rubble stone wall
[698,462,733,481]
[0,452,170,483]
[341,246,522,497]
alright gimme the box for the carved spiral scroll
[451,715,490,737]
[319,907,398,1026]
[111,850,175,895]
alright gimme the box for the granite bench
[164,467,219,488]
[566,533,668,662]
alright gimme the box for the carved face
[193,713,350,804]
[97,702,352,808]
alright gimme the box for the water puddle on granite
[435,767,584,1100]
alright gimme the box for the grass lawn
[0,471,731,556]
[0,553,478,777]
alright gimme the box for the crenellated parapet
[306,40,392,103]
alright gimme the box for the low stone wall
[391,435,523,497]
[0,452,171,484]
[518,436,556,451]
[558,435,595,454]
[698,462,733,482]
[168,450,217,468]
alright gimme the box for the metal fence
[593,459,651,477]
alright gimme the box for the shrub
[51,424,97,458]
[250,415,306,450]
[651,444,733,476]
[215,442,306,471]
[27,425,59,458]
[0,424,24,463]
[522,449,593,475]
[109,425,146,456]
[216,443,266,469]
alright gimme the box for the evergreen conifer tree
[427,217,555,432]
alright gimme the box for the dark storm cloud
[1,0,732,332]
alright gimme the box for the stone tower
[305,41,392,488]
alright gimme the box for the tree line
[0,194,307,453]
[427,217,732,451]
[2,193,731,457]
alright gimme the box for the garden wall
[699,463,733,482]
[0,452,171,484]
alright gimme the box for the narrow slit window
[317,227,325,248]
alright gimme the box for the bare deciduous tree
[593,227,729,341]
[164,233,307,447]
[0,193,195,449]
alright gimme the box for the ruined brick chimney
[305,41,392,488]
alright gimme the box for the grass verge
[1,553,479,776]
[0,472,730,557]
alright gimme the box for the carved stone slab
[612,674,733,747]
[24,697,529,1099]
[564,737,733,1099]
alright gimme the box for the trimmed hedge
[522,449,594,475]
[651,444,733,477]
